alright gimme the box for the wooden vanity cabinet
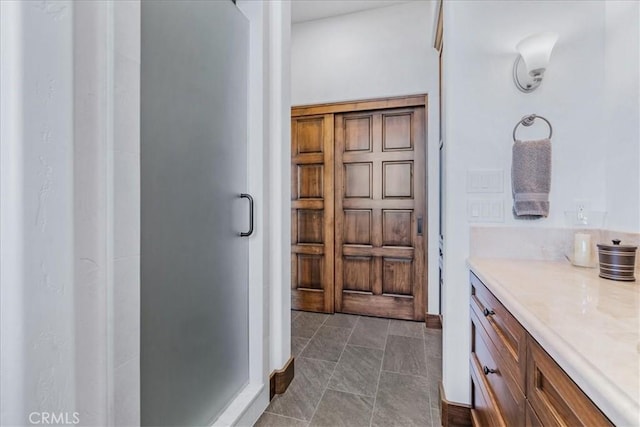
[471,309,524,426]
[526,338,613,427]
[470,273,526,391]
[469,272,613,427]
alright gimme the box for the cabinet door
[526,336,613,427]
[291,115,335,313]
[141,1,250,425]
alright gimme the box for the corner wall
[268,0,293,376]
[604,1,640,233]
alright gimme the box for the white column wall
[73,2,109,425]
[1,2,76,425]
[111,1,141,425]
[1,1,141,425]
[268,0,292,374]
[1,2,28,423]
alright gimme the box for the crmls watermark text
[28,412,80,425]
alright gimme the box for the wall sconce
[513,32,558,93]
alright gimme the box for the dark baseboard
[439,382,471,427]
[425,313,443,329]
[269,356,295,400]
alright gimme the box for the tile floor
[254,311,443,427]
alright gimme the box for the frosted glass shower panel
[141,1,249,425]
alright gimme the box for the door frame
[291,94,429,319]
[291,95,427,117]
[217,1,286,425]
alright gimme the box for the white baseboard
[212,383,268,427]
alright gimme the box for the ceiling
[291,0,412,24]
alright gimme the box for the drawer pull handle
[483,308,495,317]
[483,366,498,375]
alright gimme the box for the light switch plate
[466,169,504,193]
[468,198,504,223]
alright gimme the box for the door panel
[291,115,334,313]
[335,107,426,320]
[141,1,249,425]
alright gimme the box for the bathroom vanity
[468,258,639,427]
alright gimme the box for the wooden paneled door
[334,106,427,320]
[291,115,334,312]
[291,95,427,320]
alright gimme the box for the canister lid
[597,239,638,251]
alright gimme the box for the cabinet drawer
[526,336,613,427]
[470,272,526,391]
[471,311,525,426]
[470,360,507,427]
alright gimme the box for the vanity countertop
[467,257,639,427]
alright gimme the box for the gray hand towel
[511,138,551,219]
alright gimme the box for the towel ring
[512,114,553,142]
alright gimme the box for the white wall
[112,1,142,425]
[441,0,639,405]
[74,3,110,425]
[292,1,437,106]
[75,2,142,424]
[291,0,442,313]
[1,2,76,424]
[1,1,141,425]
[268,0,293,375]
[604,1,640,233]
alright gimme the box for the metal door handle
[417,216,423,235]
[240,193,254,237]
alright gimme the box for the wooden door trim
[291,94,428,117]
[322,114,335,313]
[333,114,346,313]
[411,105,427,320]
[433,0,443,53]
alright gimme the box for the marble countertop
[467,258,639,427]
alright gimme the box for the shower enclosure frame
[140,1,279,425]
[0,1,291,425]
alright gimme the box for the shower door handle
[239,193,254,237]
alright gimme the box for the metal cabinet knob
[483,366,497,375]
[483,308,495,317]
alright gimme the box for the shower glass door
[141,1,249,425]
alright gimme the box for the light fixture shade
[516,32,558,75]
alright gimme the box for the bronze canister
[597,239,637,282]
